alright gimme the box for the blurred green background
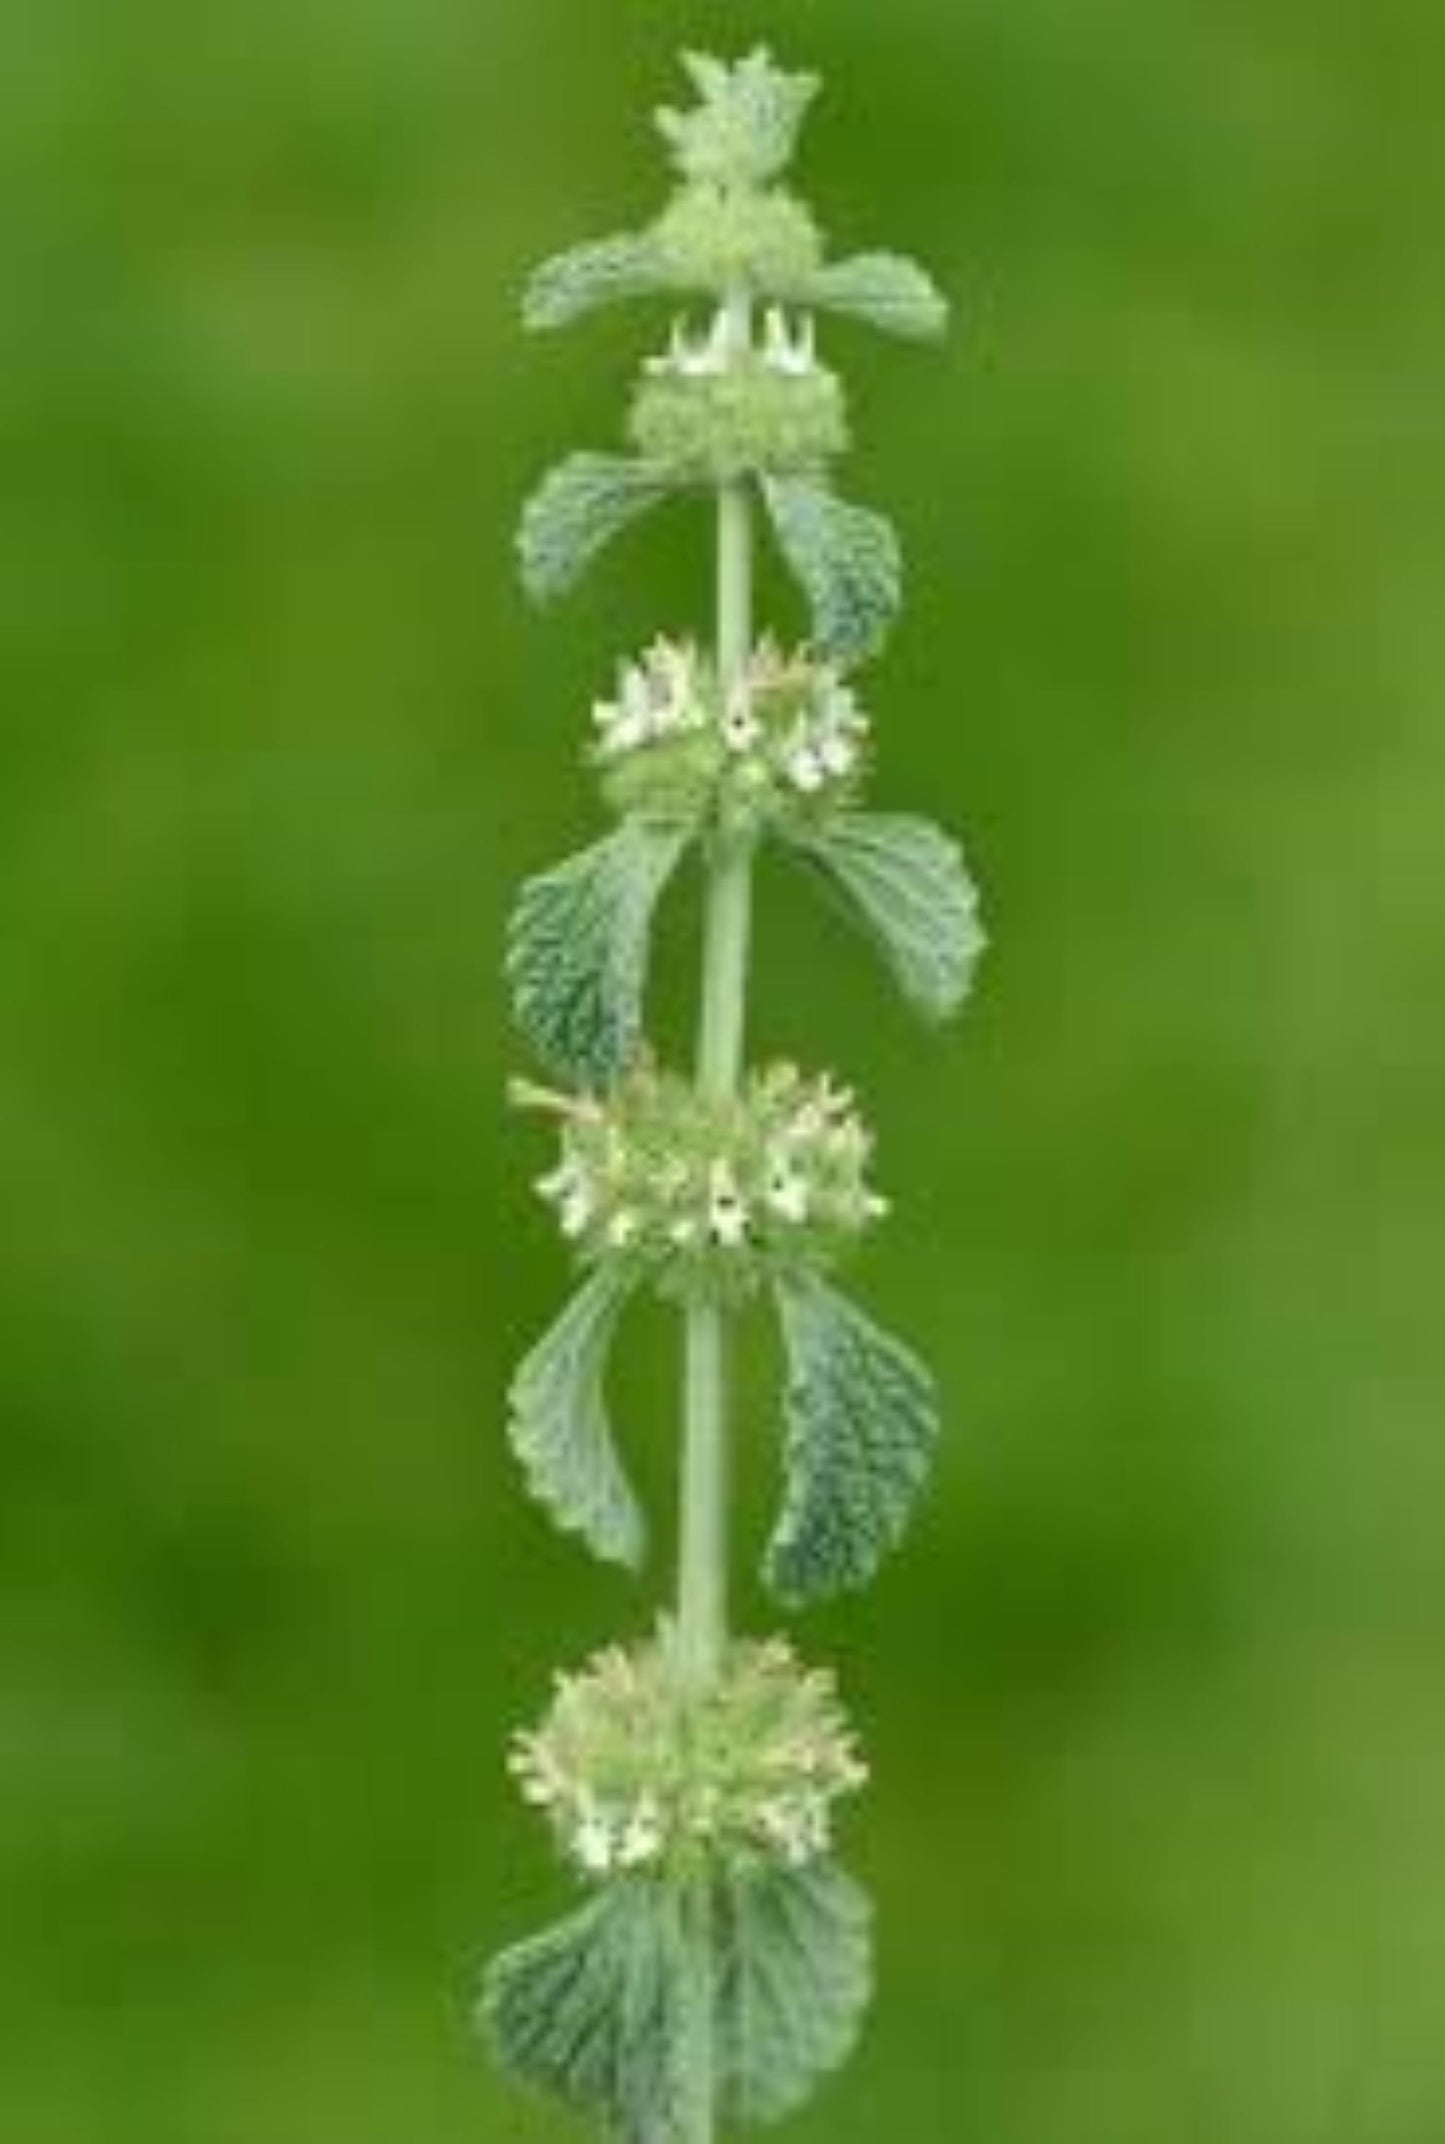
[4,0,1443,2137]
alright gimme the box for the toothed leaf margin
[519,453,684,605]
[784,811,986,1023]
[508,1264,645,1570]
[524,232,675,331]
[481,1859,872,2137]
[766,1272,939,1605]
[800,251,949,342]
[761,475,902,665]
[508,821,688,1091]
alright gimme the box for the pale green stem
[676,289,755,2144]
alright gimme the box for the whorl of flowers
[509,1628,867,1881]
[631,306,847,481]
[592,636,870,831]
[522,1061,886,1298]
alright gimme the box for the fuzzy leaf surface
[766,1272,939,1604]
[508,1264,643,1569]
[483,1862,870,2137]
[761,476,901,665]
[785,811,986,1022]
[519,453,681,604]
[801,251,949,341]
[716,1859,874,2126]
[508,821,687,1090]
[657,49,820,188]
[523,232,674,331]
[482,1876,688,2137]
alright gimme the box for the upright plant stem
[676,288,755,2144]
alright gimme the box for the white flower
[766,1167,811,1225]
[707,1160,750,1248]
[607,1208,640,1250]
[722,695,762,754]
[619,661,652,724]
[535,1160,575,1204]
[817,729,858,778]
[609,710,650,753]
[574,1810,616,1875]
[617,1796,665,1869]
[786,745,826,793]
[762,306,817,378]
[559,1186,595,1240]
[648,311,732,380]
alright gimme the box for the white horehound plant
[482,49,985,2140]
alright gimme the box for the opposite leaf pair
[509,798,984,1097]
[510,1257,937,1608]
[485,1858,872,2138]
[521,459,903,667]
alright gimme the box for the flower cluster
[509,1628,868,1881]
[529,1061,886,1297]
[592,636,869,831]
[630,307,846,482]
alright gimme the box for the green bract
[491,44,980,2141]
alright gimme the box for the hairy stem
[676,289,755,2143]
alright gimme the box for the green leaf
[784,811,986,1022]
[716,1859,874,2126]
[508,821,688,1090]
[519,453,682,604]
[801,252,950,341]
[523,232,674,331]
[482,1876,688,2137]
[508,1265,644,1570]
[483,1862,871,2137]
[766,1272,939,1605]
[761,475,902,665]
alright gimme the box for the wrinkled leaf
[519,453,682,604]
[482,1876,688,2137]
[483,1861,871,2137]
[766,1272,939,1605]
[761,475,902,664]
[716,1859,873,2126]
[801,251,949,341]
[785,811,985,1022]
[524,232,674,331]
[508,821,687,1090]
[508,1265,644,1569]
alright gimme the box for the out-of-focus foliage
[2,1,1443,2139]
